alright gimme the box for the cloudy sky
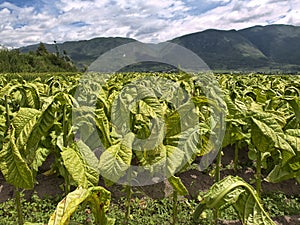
[0,0,299,48]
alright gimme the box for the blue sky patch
[69,21,89,27]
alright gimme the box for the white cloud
[0,0,298,48]
[164,0,294,37]
[277,1,300,25]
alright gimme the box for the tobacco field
[0,72,299,225]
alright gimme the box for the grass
[0,191,299,225]
[262,192,300,217]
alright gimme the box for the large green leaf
[250,114,295,164]
[12,108,41,137]
[251,118,276,153]
[285,97,300,122]
[49,186,114,225]
[193,176,275,225]
[134,143,185,177]
[95,108,112,148]
[26,96,59,153]
[48,188,90,225]
[0,128,34,189]
[30,147,51,172]
[1,84,41,109]
[266,159,300,183]
[168,175,188,196]
[111,83,163,136]
[165,101,198,138]
[61,142,99,188]
[222,120,248,148]
[266,129,300,183]
[86,186,115,225]
[166,123,211,167]
[26,93,70,161]
[76,140,99,170]
[12,108,41,157]
[96,87,110,115]
[134,143,167,173]
[166,145,185,176]
[224,94,244,116]
[25,84,41,109]
[98,133,134,183]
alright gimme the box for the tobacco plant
[193,176,276,225]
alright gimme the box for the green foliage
[98,133,134,185]
[0,127,34,189]
[74,73,224,192]
[1,72,300,225]
[0,192,59,225]
[193,176,276,225]
[1,191,300,225]
[262,192,300,217]
[48,186,114,225]
[0,44,77,73]
[61,141,99,188]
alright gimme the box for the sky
[0,0,299,48]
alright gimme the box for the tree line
[0,42,78,73]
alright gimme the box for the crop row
[0,72,299,225]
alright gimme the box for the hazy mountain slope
[19,25,300,72]
[20,37,137,69]
[239,24,300,66]
[170,29,268,70]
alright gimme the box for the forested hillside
[0,43,77,73]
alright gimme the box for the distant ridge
[20,37,136,70]
[20,24,300,72]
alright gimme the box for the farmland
[0,72,299,225]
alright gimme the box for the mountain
[239,25,300,67]
[20,25,300,72]
[171,24,300,72]
[170,29,269,70]
[20,37,137,70]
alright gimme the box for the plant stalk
[234,144,239,173]
[124,185,132,225]
[62,104,68,148]
[4,95,10,135]
[15,188,24,225]
[214,148,222,224]
[256,152,262,196]
[62,104,71,194]
[215,149,222,183]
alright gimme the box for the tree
[36,42,48,56]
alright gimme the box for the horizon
[13,23,297,49]
[0,0,299,48]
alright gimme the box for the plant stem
[234,144,239,173]
[62,104,71,194]
[4,95,10,135]
[93,195,105,225]
[213,209,218,225]
[256,152,262,196]
[215,149,222,183]
[15,188,24,225]
[65,174,71,194]
[62,104,68,147]
[172,190,178,225]
[214,149,222,224]
[124,185,132,225]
